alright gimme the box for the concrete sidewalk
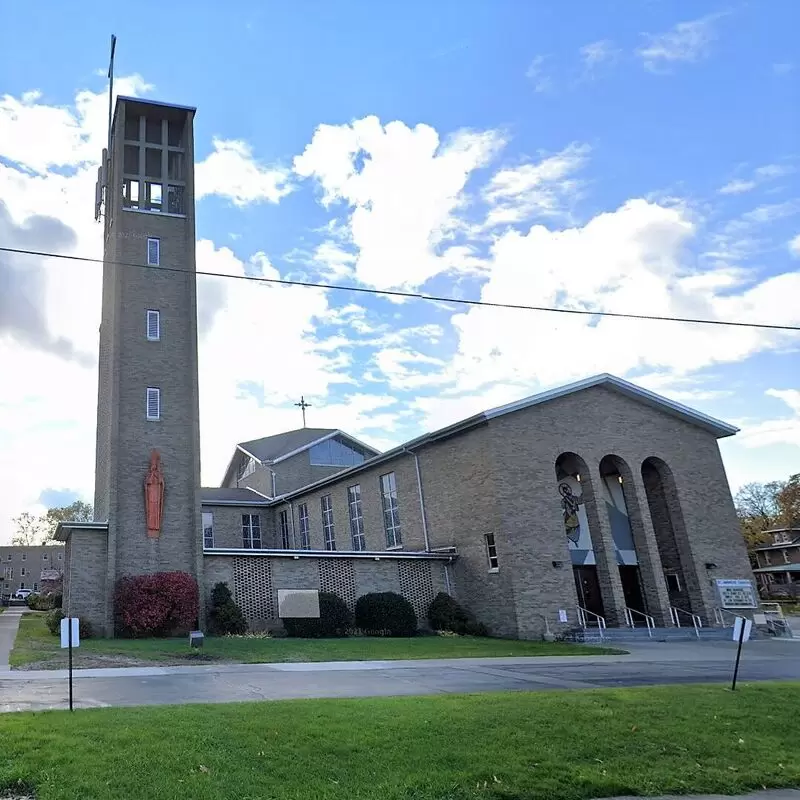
[0,608,23,671]
[2,638,799,712]
[601,793,800,800]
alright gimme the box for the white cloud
[580,40,619,75]
[719,163,794,195]
[294,115,504,289]
[790,234,800,257]
[719,179,757,196]
[737,389,800,449]
[195,137,293,206]
[637,14,725,71]
[481,143,589,227]
[525,55,554,93]
[409,198,800,433]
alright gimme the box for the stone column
[581,461,627,627]
[622,467,673,626]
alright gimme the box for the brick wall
[201,504,276,549]
[64,531,108,634]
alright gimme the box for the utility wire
[1,244,799,333]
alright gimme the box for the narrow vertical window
[321,495,336,551]
[485,533,499,571]
[146,387,160,420]
[202,512,214,548]
[380,472,402,548]
[298,503,311,550]
[146,310,160,341]
[147,237,160,265]
[347,486,365,551]
[242,514,261,549]
[279,510,291,549]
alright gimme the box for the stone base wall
[63,532,109,636]
[202,554,448,632]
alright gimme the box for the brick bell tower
[93,96,203,633]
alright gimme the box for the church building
[56,96,758,638]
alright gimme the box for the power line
[2,244,799,332]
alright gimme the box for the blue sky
[0,1,799,541]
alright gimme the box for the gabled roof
[484,373,740,438]
[274,373,740,502]
[200,487,272,506]
[222,428,381,486]
[240,428,338,463]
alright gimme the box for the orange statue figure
[144,449,165,538]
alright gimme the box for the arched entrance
[599,455,646,616]
[641,456,696,615]
[555,452,606,621]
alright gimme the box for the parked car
[14,589,33,600]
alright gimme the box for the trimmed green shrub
[428,592,488,636]
[355,592,416,637]
[283,592,353,638]
[46,609,65,636]
[207,582,247,636]
[44,609,93,639]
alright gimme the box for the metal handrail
[713,607,739,627]
[624,607,656,636]
[671,606,702,638]
[576,606,606,637]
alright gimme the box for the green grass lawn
[10,613,623,669]
[1,684,799,800]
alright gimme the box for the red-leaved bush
[114,571,198,638]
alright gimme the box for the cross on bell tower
[294,396,312,427]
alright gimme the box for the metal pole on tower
[107,34,117,155]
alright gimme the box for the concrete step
[565,625,739,643]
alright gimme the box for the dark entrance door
[573,566,605,621]
[619,566,646,615]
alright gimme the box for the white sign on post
[60,617,80,649]
[732,616,752,643]
[558,609,568,623]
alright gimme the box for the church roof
[239,428,339,463]
[200,487,272,505]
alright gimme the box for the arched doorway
[641,457,695,615]
[599,455,646,616]
[555,452,605,621]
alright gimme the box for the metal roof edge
[116,95,197,113]
[484,373,739,438]
[203,547,456,561]
[53,520,109,542]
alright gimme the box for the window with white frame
[147,237,160,265]
[321,495,336,551]
[122,113,186,215]
[33,582,39,592]
[146,387,160,420]
[21,552,26,561]
[783,549,792,564]
[279,510,291,549]
[146,310,160,341]
[237,455,257,481]
[380,473,402,548]
[484,533,499,571]
[665,572,681,593]
[20,567,26,577]
[242,514,261,549]
[42,553,48,561]
[764,551,773,566]
[4,567,12,579]
[347,486,365,551]
[202,512,214,549]
[58,552,63,561]
[298,503,311,550]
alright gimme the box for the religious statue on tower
[144,449,165,538]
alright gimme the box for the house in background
[751,527,800,596]
[0,545,64,599]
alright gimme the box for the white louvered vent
[147,237,160,266]
[146,387,160,420]
[146,310,160,341]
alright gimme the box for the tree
[43,501,93,543]
[11,512,47,545]
[11,500,93,546]
[734,474,799,551]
